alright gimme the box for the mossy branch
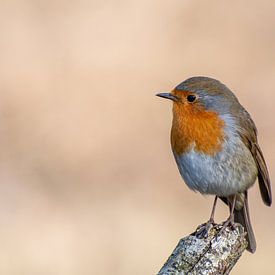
[158,223,247,275]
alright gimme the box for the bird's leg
[208,195,218,224]
[196,196,218,238]
[219,195,237,234]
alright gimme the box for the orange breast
[171,102,225,155]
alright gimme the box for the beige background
[0,1,274,274]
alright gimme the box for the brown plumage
[236,107,272,206]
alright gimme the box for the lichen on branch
[158,223,247,275]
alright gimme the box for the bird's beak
[156,93,179,102]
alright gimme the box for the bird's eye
[187,95,197,102]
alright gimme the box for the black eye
[187,94,196,102]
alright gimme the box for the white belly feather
[173,135,257,197]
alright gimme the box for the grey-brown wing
[236,108,272,206]
[253,142,272,205]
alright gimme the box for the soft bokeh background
[0,1,274,274]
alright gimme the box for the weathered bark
[158,223,247,275]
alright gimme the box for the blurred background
[0,0,274,274]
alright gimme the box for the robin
[156,76,272,253]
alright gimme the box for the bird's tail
[234,191,256,253]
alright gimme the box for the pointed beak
[155,93,179,102]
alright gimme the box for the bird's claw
[217,217,236,237]
[195,220,215,239]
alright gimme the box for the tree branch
[158,223,247,275]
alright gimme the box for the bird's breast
[171,104,225,155]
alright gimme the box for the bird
[156,76,272,253]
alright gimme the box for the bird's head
[156,76,239,117]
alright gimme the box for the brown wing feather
[238,108,272,206]
[236,108,272,206]
[253,142,272,205]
